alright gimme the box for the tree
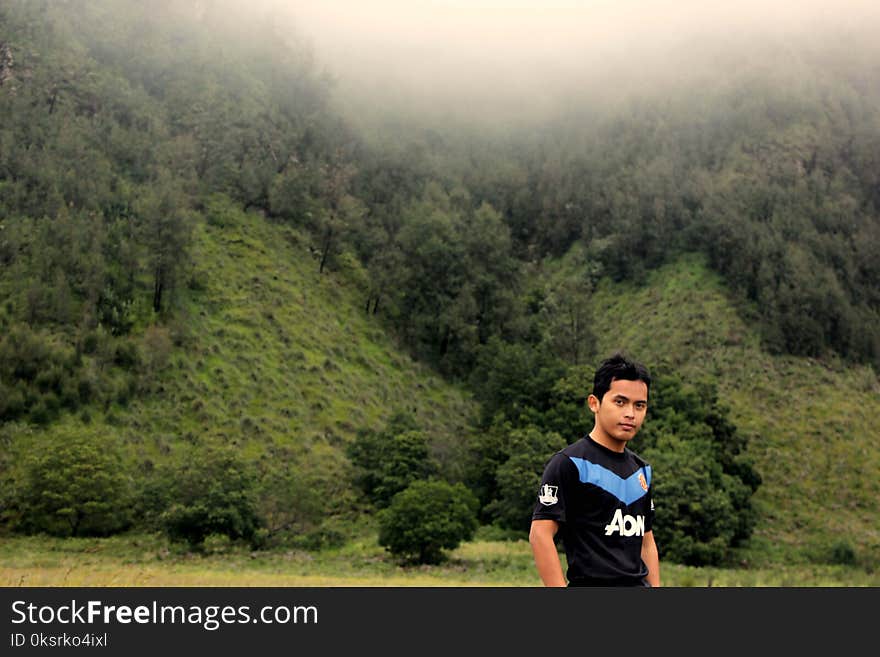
[468,337,567,430]
[638,370,761,565]
[539,275,597,366]
[317,150,361,274]
[481,425,567,532]
[377,479,479,564]
[155,446,263,548]
[644,440,750,566]
[134,172,192,315]
[346,412,438,509]
[256,443,358,548]
[11,428,133,537]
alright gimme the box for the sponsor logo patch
[604,508,645,536]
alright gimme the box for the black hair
[591,352,651,402]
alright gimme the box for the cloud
[273,1,880,125]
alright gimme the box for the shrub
[12,428,133,537]
[481,425,566,532]
[0,325,78,423]
[377,479,479,564]
[829,540,857,566]
[156,446,263,549]
[347,412,438,508]
[255,443,358,548]
[141,325,173,375]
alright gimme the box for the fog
[247,1,880,127]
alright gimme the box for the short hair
[591,352,651,402]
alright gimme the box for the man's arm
[641,529,660,587]
[529,519,566,587]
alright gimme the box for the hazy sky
[266,1,880,126]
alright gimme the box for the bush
[347,412,438,508]
[829,540,857,566]
[141,325,173,375]
[156,446,263,549]
[255,443,358,548]
[0,325,78,423]
[11,428,133,537]
[377,479,479,564]
[113,339,141,369]
[480,425,566,532]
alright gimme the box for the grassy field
[2,532,877,588]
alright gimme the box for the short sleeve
[531,452,576,523]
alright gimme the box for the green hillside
[3,196,478,544]
[6,244,876,573]
[582,254,880,565]
[125,196,475,454]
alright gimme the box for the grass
[2,533,877,587]
[133,198,477,455]
[4,198,479,508]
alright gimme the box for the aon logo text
[604,509,645,536]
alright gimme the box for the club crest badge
[538,484,558,506]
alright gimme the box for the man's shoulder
[624,446,651,468]
[543,439,586,469]
[559,436,589,456]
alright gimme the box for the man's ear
[587,394,600,413]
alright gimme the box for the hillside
[127,196,476,455]
[6,244,877,571]
[3,197,478,544]
[581,254,880,565]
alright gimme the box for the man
[529,352,660,587]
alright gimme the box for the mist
[237,0,876,130]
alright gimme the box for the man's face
[588,378,649,446]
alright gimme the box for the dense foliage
[462,352,761,563]
[346,411,438,509]
[150,446,263,548]
[637,369,762,565]
[0,0,345,418]
[459,73,880,368]
[5,428,132,537]
[377,479,479,564]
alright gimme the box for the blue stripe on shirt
[568,456,651,505]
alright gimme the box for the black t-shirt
[532,435,654,586]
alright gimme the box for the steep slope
[135,197,476,453]
[9,198,477,505]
